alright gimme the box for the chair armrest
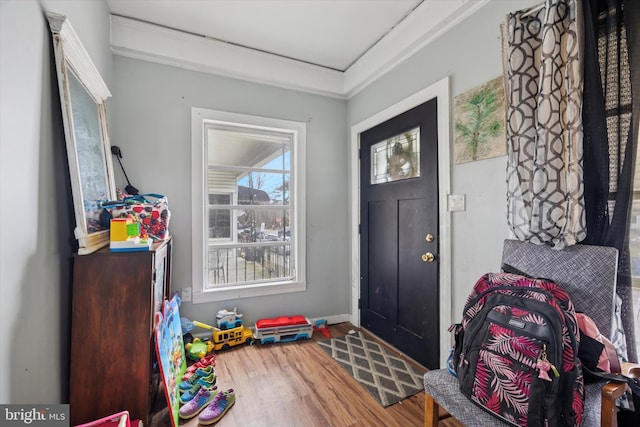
[601,381,629,427]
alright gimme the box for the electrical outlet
[181,287,192,302]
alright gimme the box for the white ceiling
[106,0,490,98]
[107,0,423,71]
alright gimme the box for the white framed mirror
[48,13,116,255]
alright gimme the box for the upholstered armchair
[423,239,627,427]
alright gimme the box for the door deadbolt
[421,252,435,263]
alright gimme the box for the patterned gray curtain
[502,0,587,250]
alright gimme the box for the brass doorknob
[421,252,435,263]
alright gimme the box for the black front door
[360,98,439,368]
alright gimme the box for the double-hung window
[191,108,306,303]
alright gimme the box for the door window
[370,127,420,184]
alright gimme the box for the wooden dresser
[69,238,172,426]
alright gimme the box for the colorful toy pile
[108,193,171,241]
[109,216,153,252]
[175,307,327,424]
[182,308,253,361]
[178,355,236,423]
[184,337,215,360]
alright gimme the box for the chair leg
[424,392,439,427]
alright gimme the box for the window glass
[371,127,420,184]
[238,172,290,206]
[208,194,231,239]
[207,136,292,287]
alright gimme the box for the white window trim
[191,108,306,303]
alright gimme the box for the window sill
[192,280,306,303]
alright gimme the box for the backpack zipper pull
[537,344,558,381]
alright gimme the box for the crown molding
[110,0,490,99]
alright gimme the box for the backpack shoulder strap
[602,338,621,374]
[583,366,640,396]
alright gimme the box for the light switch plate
[448,194,466,212]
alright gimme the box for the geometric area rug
[317,331,425,407]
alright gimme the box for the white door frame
[349,76,452,367]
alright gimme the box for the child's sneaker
[180,384,204,404]
[195,372,216,387]
[179,365,214,390]
[178,386,219,419]
[185,354,216,376]
[182,360,216,381]
[198,388,236,425]
[179,376,216,404]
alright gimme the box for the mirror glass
[67,67,111,234]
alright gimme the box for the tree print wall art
[454,76,506,164]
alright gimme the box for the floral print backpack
[451,271,584,427]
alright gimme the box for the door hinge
[358,223,361,234]
[358,298,361,309]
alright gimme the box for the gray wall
[0,0,113,403]
[348,0,538,325]
[110,56,350,326]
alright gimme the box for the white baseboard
[309,313,352,326]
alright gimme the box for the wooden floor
[149,323,463,427]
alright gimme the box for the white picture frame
[48,13,116,254]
